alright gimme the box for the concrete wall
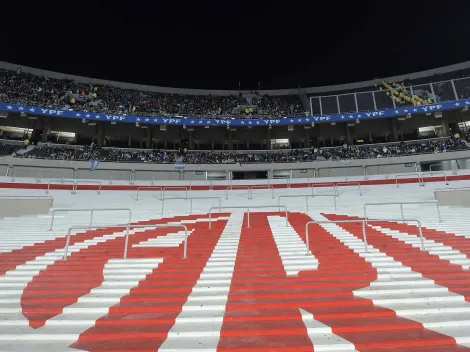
[2,150,470,182]
[0,196,53,218]
[434,188,470,207]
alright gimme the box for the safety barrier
[278,193,337,211]
[63,223,188,260]
[46,179,76,194]
[335,181,362,196]
[225,185,252,200]
[73,180,102,194]
[395,173,423,187]
[305,218,425,254]
[208,205,288,229]
[135,186,163,201]
[434,187,470,207]
[49,208,132,231]
[162,186,188,200]
[11,166,76,183]
[420,171,449,185]
[161,196,222,215]
[250,185,275,199]
[364,200,441,222]
[309,182,339,197]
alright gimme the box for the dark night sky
[1,0,470,90]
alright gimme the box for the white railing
[309,182,338,197]
[63,223,188,260]
[162,186,188,200]
[250,185,275,199]
[208,205,288,229]
[49,207,132,231]
[225,185,252,200]
[0,195,53,200]
[364,201,441,222]
[395,173,423,187]
[278,194,337,211]
[305,218,425,254]
[335,181,362,196]
[161,196,222,215]
[420,171,449,185]
[46,179,76,194]
[73,180,102,194]
[135,186,163,201]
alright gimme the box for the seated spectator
[9,137,468,164]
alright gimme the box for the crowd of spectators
[252,95,304,116]
[10,137,468,164]
[0,68,303,118]
[0,141,21,156]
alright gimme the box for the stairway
[1,207,470,350]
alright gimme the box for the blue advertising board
[1,99,468,127]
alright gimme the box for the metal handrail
[161,196,222,215]
[364,201,441,222]
[305,218,425,254]
[63,223,188,260]
[135,186,163,201]
[278,194,337,211]
[208,205,288,229]
[49,207,132,231]
[74,180,102,194]
[12,165,75,182]
[434,187,470,192]
[162,186,188,200]
[420,171,449,185]
[0,195,53,199]
[226,185,252,200]
[429,164,446,172]
[309,182,338,197]
[46,179,76,194]
[335,181,362,196]
[250,185,275,199]
[395,173,423,187]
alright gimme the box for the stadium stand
[0,68,303,118]
[1,61,470,351]
[6,137,468,163]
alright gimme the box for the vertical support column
[451,79,459,100]
[128,136,132,147]
[266,127,271,150]
[441,120,450,137]
[354,93,359,112]
[145,127,152,149]
[319,97,323,115]
[97,123,105,147]
[345,124,353,145]
[305,127,311,148]
[41,117,51,143]
[188,130,194,149]
[371,91,377,110]
[228,130,233,150]
[391,117,399,142]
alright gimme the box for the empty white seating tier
[0,177,470,351]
